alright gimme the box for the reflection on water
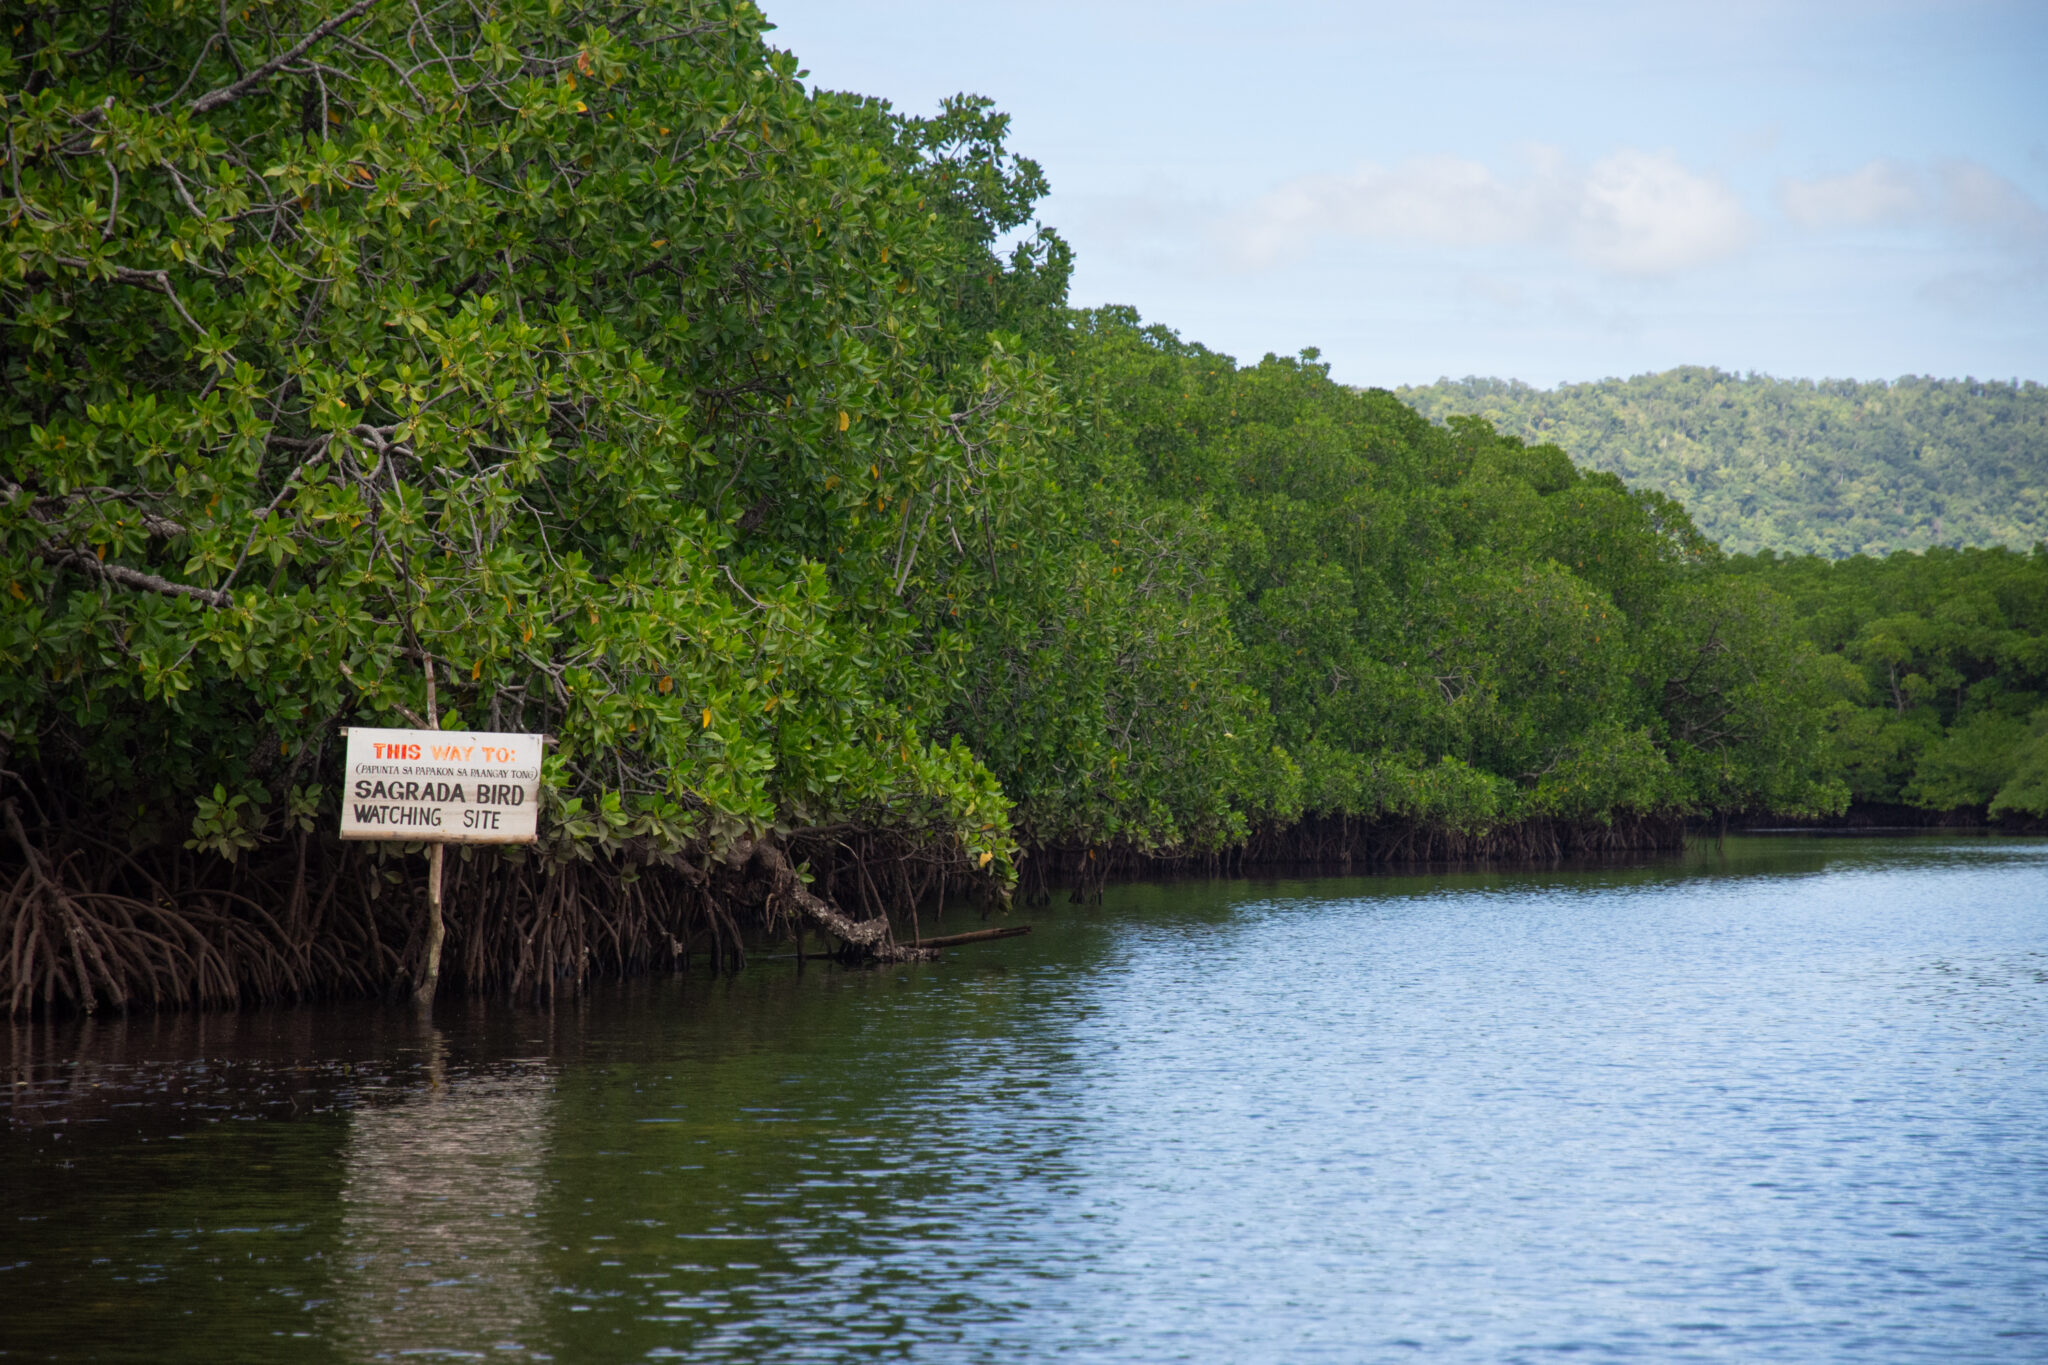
[330,1046,553,1362]
[3,835,2046,1363]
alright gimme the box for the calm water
[4,836,2046,1363]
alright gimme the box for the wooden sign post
[339,724,543,1006]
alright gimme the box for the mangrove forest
[3,0,2042,1014]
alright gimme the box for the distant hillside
[1397,368,2048,558]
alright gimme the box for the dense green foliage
[3,0,1852,954]
[2,0,1041,879]
[951,326,1847,854]
[1401,369,2048,559]
[1724,548,2048,819]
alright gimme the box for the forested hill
[1397,369,2048,558]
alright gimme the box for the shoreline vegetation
[4,2,2044,1015]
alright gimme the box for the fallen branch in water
[733,836,933,962]
[913,925,1031,949]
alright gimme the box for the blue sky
[761,0,2048,388]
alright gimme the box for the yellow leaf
[7,581,23,601]
[471,658,483,680]
[702,708,712,728]
[979,851,993,867]
[657,675,673,694]
[838,410,850,432]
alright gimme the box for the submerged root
[5,798,353,1015]
[0,807,971,1015]
[3,794,1693,1017]
[1021,813,1690,897]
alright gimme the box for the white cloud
[1780,158,2048,249]
[1779,159,1923,228]
[1224,147,1754,276]
[1936,161,2048,246]
[1574,149,1757,274]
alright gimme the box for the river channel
[4,835,2045,1362]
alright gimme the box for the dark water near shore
[5,835,2047,1363]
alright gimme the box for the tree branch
[187,0,379,116]
[48,257,211,336]
[39,544,232,607]
[2,477,187,539]
[735,837,930,960]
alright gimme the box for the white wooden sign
[338,727,543,844]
